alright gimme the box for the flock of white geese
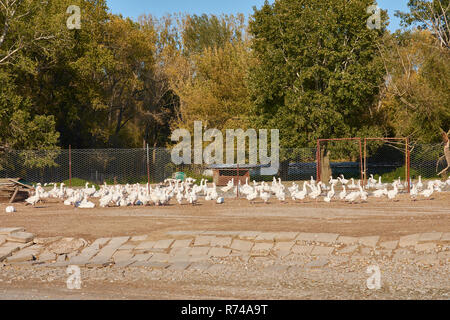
[16,174,450,210]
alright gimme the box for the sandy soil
[0,193,449,241]
[0,192,449,300]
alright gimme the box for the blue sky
[106,0,410,32]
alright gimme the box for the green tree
[249,0,387,150]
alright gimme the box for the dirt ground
[0,192,449,241]
[0,192,449,300]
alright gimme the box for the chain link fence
[0,144,446,186]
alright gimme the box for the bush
[62,178,99,189]
[374,166,419,182]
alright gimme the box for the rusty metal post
[69,145,72,187]
[363,138,367,186]
[406,138,410,193]
[236,164,240,199]
[358,138,363,183]
[147,144,150,193]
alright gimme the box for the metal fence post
[236,164,240,199]
[316,140,321,182]
[406,138,410,193]
[147,144,150,193]
[69,145,72,187]
[358,138,363,183]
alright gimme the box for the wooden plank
[9,187,19,203]
[8,179,34,190]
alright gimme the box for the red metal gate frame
[363,137,410,193]
[316,138,363,183]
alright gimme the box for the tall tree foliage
[249,0,388,150]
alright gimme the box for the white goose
[324,183,335,203]
[221,179,234,193]
[5,206,16,213]
[387,182,399,201]
[339,185,347,200]
[292,182,308,201]
[260,189,270,204]
[421,184,434,198]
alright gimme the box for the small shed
[209,164,256,186]
[0,178,34,203]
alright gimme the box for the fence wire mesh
[0,144,446,186]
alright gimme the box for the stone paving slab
[119,243,137,250]
[166,231,200,236]
[132,261,170,269]
[88,236,130,266]
[399,234,420,248]
[188,255,211,262]
[113,250,134,261]
[89,238,111,250]
[230,240,254,252]
[358,236,379,248]
[6,232,34,243]
[6,245,43,263]
[114,259,137,268]
[133,253,152,262]
[33,237,62,245]
[273,241,295,252]
[251,243,273,256]
[194,236,215,247]
[168,254,192,263]
[135,241,156,251]
[170,247,191,256]
[379,241,399,250]
[255,233,277,241]
[291,245,314,255]
[311,246,334,256]
[149,253,171,263]
[338,245,359,254]
[189,262,213,272]
[37,251,57,262]
[210,237,232,247]
[208,247,231,258]
[337,236,358,245]
[189,247,211,256]
[171,239,193,248]
[419,232,442,242]
[131,235,148,242]
[0,242,32,262]
[153,239,175,250]
[168,262,191,271]
[68,238,111,265]
[274,232,299,241]
[0,227,25,235]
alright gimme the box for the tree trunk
[320,148,332,183]
[443,141,450,178]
